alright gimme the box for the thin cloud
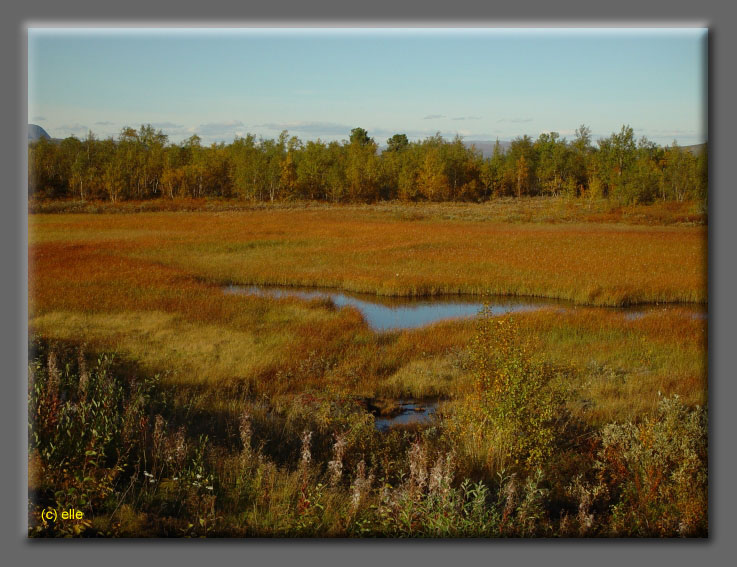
[95,120,116,126]
[650,128,694,136]
[423,114,445,120]
[255,121,355,137]
[58,123,89,134]
[150,121,185,130]
[538,129,576,138]
[256,122,464,142]
[640,129,704,145]
[373,127,501,142]
[497,118,534,124]
[32,116,46,122]
[467,132,505,138]
[196,120,246,137]
[452,116,482,121]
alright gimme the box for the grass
[27,199,708,537]
[30,196,707,226]
[29,204,706,415]
[31,204,706,307]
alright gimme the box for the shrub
[595,395,707,536]
[450,312,566,474]
[28,339,165,536]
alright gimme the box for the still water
[224,284,705,332]
[373,400,438,432]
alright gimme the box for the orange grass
[31,208,706,306]
[30,197,707,226]
[29,207,706,423]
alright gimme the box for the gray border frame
[3,1,734,565]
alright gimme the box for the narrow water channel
[224,284,705,332]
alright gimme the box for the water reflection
[372,400,438,432]
[224,284,705,332]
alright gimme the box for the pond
[224,284,705,332]
[367,399,439,432]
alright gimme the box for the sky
[27,28,708,147]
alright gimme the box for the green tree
[444,135,482,201]
[325,141,348,202]
[534,132,571,197]
[663,141,705,202]
[228,134,263,200]
[385,133,409,153]
[297,140,330,200]
[349,127,373,146]
[505,135,536,197]
[280,135,301,199]
[346,129,380,201]
[515,155,530,199]
[480,139,506,197]
[417,146,448,201]
[596,125,636,202]
[137,124,169,198]
[568,125,593,197]
[26,122,708,207]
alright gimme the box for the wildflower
[77,346,89,397]
[429,451,455,497]
[408,440,428,494]
[172,426,187,469]
[47,350,60,396]
[327,433,347,486]
[239,411,252,447]
[239,411,253,469]
[350,459,374,514]
[300,430,312,469]
[153,414,166,458]
[500,473,517,532]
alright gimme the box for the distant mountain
[681,143,707,156]
[28,124,51,142]
[378,139,511,158]
[465,140,707,158]
[464,140,511,158]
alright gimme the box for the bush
[28,339,165,536]
[595,395,708,536]
[450,312,566,474]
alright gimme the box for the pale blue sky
[28,28,708,146]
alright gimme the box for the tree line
[28,124,707,204]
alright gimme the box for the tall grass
[31,205,706,306]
